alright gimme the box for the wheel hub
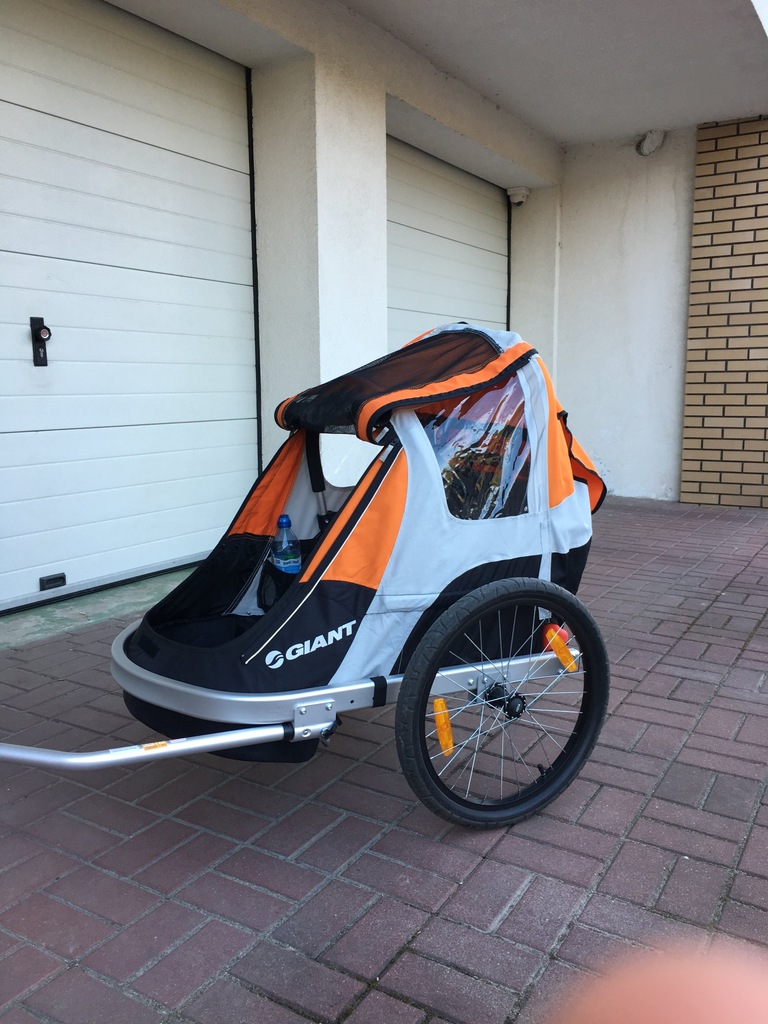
[504,693,527,719]
[484,682,508,708]
[483,683,526,719]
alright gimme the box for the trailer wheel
[395,578,609,829]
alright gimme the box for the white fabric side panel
[0,0,255,608]
[387,138,509,349]
[327,404,594,687]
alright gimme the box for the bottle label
[272,551,301,574]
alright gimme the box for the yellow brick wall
[681,116,768,507]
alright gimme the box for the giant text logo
[265,620,357,669]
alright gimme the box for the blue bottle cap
[277,514,291,528]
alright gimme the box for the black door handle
[30,317,52,366]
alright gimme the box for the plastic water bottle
[270,514,301,575]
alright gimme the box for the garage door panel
[388,308,454,347]
[388,219,507,265]
[0,507,238,603]
[2,361,256,410]
[2,470,253,537]
[389,287,507,329]
[1,392,256,434]
[389,275,507,317]
[2,357,255,404]
[0,325,255,370]
[389,291,507,328]
[1,419,256,471]
[389,225,508,292]
[2,469,254,549]
[3,192,252,284]
[4,0,245,100]
[3,431,255,498]
[4,362,255,398]
[388,144,506,210]
[1,460,256,597]
[388,191,508,254]
[388,154,507,252]
[1,2,247,168]
[2,423,256,596]
[0,255,253,336]
[2,106,249,227]
[388,287,506,326]
[388,307,506,349]
[37,0,245,90]
[387,138,508,351]
[0,54,247,171]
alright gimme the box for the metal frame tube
[0,724,289,771]
[0,623,571,771]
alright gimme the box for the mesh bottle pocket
[257,558,295,612]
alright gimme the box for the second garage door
[387,138,509,350]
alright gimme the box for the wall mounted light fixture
[636,129,666,157]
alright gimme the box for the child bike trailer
[3,324,610,829]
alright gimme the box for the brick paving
[1,496,767,1023]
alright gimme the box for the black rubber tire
[395,578,609,828]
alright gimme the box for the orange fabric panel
[228,431,305,536]
[563,419,607,512]
[356,341,534,440]
[299,454,386,578]
[311,451,408,590]
[538,359,606,512]
[538,362,576,509]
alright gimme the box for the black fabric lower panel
[123,692,319,763]
[145,534,269,628]
[157,615,258,648]
[124,578,376,695]
[551,540,591,595]
[391,554,542,674]
[239,579,375,688]
[392,542,593,675]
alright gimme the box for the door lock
[30,317,52,366]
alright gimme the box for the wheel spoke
[522,711,569,755]
[428,701,502,774]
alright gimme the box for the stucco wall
[511,129,696,499]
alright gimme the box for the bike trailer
[4,323,610,828]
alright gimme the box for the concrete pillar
[251,55,387,474]
[508,187,562,376]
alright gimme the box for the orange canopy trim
[274,326,535,442]
[356,340,534,441]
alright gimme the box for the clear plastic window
[418,378,530,519]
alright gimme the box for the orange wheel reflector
[433,697,454,756]
[543,624,577,673]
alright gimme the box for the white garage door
[386,138,509,350]
[0,0,257,610]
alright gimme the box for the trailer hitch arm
[0,723,290,771]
